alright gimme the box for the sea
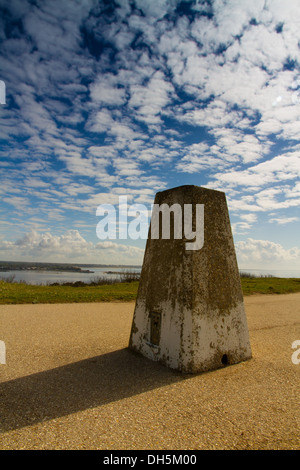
[0,266,299,285]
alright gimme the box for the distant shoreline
[104,271,140,275]
[0,261,142,274]
[0,265,94,274]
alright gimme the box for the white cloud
[213,152,300,190]
[226,26,287,72]
[269,216,299,225]
[2,195,33,211]
[129,70,174,125]
[111,157,142,177]
[85,108,145,146]
[89,75,127,106]
[0,229,144,264]
[95,240,144,262]
[122,176,166,191]
[24,177,51,189]
[266,0,300,31]
[115,0,131,18]
[88,146,117,158]
[58,151,111,179]
[236,237,300,270]
[239,213,258,223]
[176,129,273,174]
[134,0,176,20]
[22,1,89,56]
[232,221,252,235]
[175,100,251,131]
[85,109,114,134]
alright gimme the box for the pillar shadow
[0,348,187,432]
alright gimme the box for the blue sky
[0,0,300,270]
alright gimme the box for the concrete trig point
[129,185,252,373]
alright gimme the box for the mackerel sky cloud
[0,0,300,270]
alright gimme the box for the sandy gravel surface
[0,294,299,450]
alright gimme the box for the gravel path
[0,294,299,450]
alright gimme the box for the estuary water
[0,266,142,285]
[239,268,300,278]
[0,266,299,285]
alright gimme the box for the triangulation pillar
[129,185,252,373]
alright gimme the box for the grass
[241,277,300,296]
[0,280,139,304]
[0,277,300,305]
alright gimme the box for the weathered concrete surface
[129,185,252,373]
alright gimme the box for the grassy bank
[1,277,300,304]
